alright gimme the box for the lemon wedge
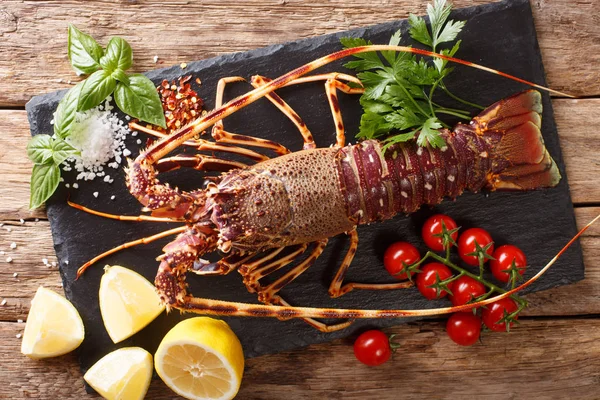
[21,286,84,359]
[99,265,165,343]
[155,317,245,400]
[84,347,153,400]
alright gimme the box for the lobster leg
[328,230,413,298]
[249,75,315,149]
[156,154,247,173]
[324,75,365,147]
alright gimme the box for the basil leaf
[68,25,103,75]
[111,68,130,85]
[78,70,116,111]
[27,135,54,165]
[100,37,132,73]
[53,81,84,139]
[52,138,79,165]
[114,74,166,128]
[30,163,60,210]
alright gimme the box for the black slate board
[26,0,583,382]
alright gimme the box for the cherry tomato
[490,245,527,283]
[481,297,519,332]
[353,330,391,366]
[449,275,486,306]
[421,214,459,252]
[446,312,482,346]
[457,228,495,266]
[415,262,453,300]
[384,241,421,280]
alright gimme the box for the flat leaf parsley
[341,0,482,151]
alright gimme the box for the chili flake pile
[142,75,204,133]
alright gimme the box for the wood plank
[0,204,598,322]
[2,318,600,398]
[2,99,600,220]
[0,0,598,107]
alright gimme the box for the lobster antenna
[181,213,599,320]
[67,201,183,223]
[143,44,574,164]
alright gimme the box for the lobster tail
[466,90,561,191]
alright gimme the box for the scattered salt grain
[125,115,131,121]
[19,219,24,224]
[16,333,22,339]
[42,258,48,265]
[111,195,116,200]
[56,78,63,83]
[131,131,138,137]
[65,260,69,265]
[0,299,6,306]
[0,223,3,227]
[153,55,159,63]
[103,176,111,183]
[123,149,131,157]
[93,192,99,198]
[13,272,18,278]
[65,183,70,188]
[73,183,79,189]
[51,261,57,267]
[180,62,187,69]
[6,227,12,232]
[6,257,12,263]
[0,251,4,255]
[10,242,16,249]
[67,80,72,84]
[35,218,39,222]
[136,139,142,145]
[17,319,23,323]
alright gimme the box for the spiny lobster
[74,45,588,332]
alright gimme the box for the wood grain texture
[2,0,600,398]
[0,0,598,107]
[3,318,600,399]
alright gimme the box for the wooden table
[1,0,599,398]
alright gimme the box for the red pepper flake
[135,75,204,134]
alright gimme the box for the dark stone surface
[26,0,582,383]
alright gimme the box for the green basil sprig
[27,25,166,209]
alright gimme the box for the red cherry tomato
[446,312,482,346]
[457,228,495,266]
[421,214,459,252]
[482,297,519,332]
[415,262,453,300]
[353,330,391,366]
[384,241,421,280]
[490,245,527,283]
[449,275,486,306]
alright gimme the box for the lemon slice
[155,317,245,400]
[84,347,153,400]
[99,265,165,343]
[21,286,84,359]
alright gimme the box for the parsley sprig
[341,0,481,151]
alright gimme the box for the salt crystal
[13,272,18,278]
[6,227,11,232]
[104,175,111,182]
[65,260,69,265]
[111,195,116,200]
[6,257,13,263]
[0,299,6,306]
[0,223,3,227]
[123,149,131,157]
[136,139,142,145]
[51,261,56,267]
[10,242,16,249]
[180,62,187,69]
[93,192,99,198]
[17,319,23,323]
[73,183,79,189]
[153,55,159,63]
[42,258,48,265]
[19,219,24,224]
[125,115,131,121]
[67,80,72,84]
[0,251,4,255]
[16,333,22,339]
[131,131,138,137]
[35,218,39,222]
[65,183,70,188]
[56,78,63,83]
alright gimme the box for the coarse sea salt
[62,97,131,182]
